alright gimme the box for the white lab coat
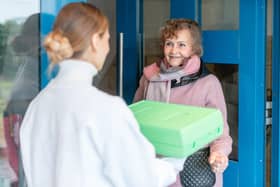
[20,59,176,187]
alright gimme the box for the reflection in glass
[205,63,238,161]
[6,14,40,115]
[201,0,239,30]
[0,3,40,185]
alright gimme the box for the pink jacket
[134,61,232,187]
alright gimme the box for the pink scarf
[144,55,201,102]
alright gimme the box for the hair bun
[44,31,74,63]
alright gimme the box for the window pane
[201,0,239,30]
[0,3,40,142]
[143,0,170,67]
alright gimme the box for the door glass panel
[0,0,40,184]
[143,0,170,67]
[201,0,239,30]
[88,0,117,95]
[205,63,239,161]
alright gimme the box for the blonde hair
[44,2,108,68]
[160,19,203,56]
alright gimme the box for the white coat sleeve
[99,99,176,187]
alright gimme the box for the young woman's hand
[208,151,228,173]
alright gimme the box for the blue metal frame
[271,0,280,185]
[239,1,266,186]
[117,0,140,104]
[170,0,196,20]
[171,0,267,186]
[203,31,239,64]
[224,160,238,186]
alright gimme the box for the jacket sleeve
[100,98,176,187]
[133,76,147,102]
[205,76,233,156]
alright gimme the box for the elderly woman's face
[163,29,193,67]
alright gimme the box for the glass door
[199,1,240,185]
[201,0,239,162]
[169,0,267,186]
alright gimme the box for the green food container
[129,100,223,158]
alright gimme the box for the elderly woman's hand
[208,151,228,173]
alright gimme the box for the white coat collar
[54,59,98,84]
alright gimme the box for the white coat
[20,59,176,187]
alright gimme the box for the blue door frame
[170,0,266,186]
[271,0,280,186]
[116,0,140,104]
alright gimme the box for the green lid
[129,100,223,158]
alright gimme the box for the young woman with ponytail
[19,3,177,187]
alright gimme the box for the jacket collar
[54,59,97,84]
